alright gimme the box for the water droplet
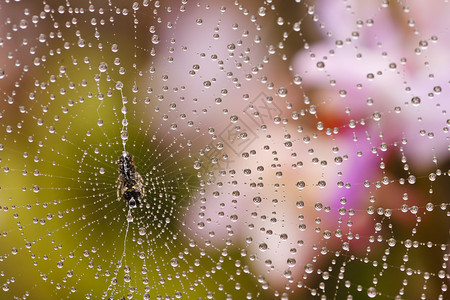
[111,44,119,52]
[296,181,305,190]
[277,17,284,26]
[139,228,146,236]
[170,258,179,267]
[193,161,202,170]
[254,6,266,17]
[408,175,416,184]
[115,81,124,90]
[278,87,288,97]
[305,264,314,274]
[372,111,381,121]
[127,214,134,223]
[317,180,326,189]
[259,243,268,251]
[121,131,128,141]
[293,75,302,85]
[316,61,325,70]
[411,96,421,106]
[367,287,377,298]
[230,115,239,123]
[287,258,296,267]
[151,35,160,44]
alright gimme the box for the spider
[116,152,145,208]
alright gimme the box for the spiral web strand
[0,0,449,299]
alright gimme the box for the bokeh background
[0,0,448,299]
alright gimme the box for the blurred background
[0,0,448,299]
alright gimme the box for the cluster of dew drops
[0,0,450,299]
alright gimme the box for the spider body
[116,152,145,208]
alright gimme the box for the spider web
[0,0,448,299]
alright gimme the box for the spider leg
[136,172,146,198]
[116,177,122,202]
